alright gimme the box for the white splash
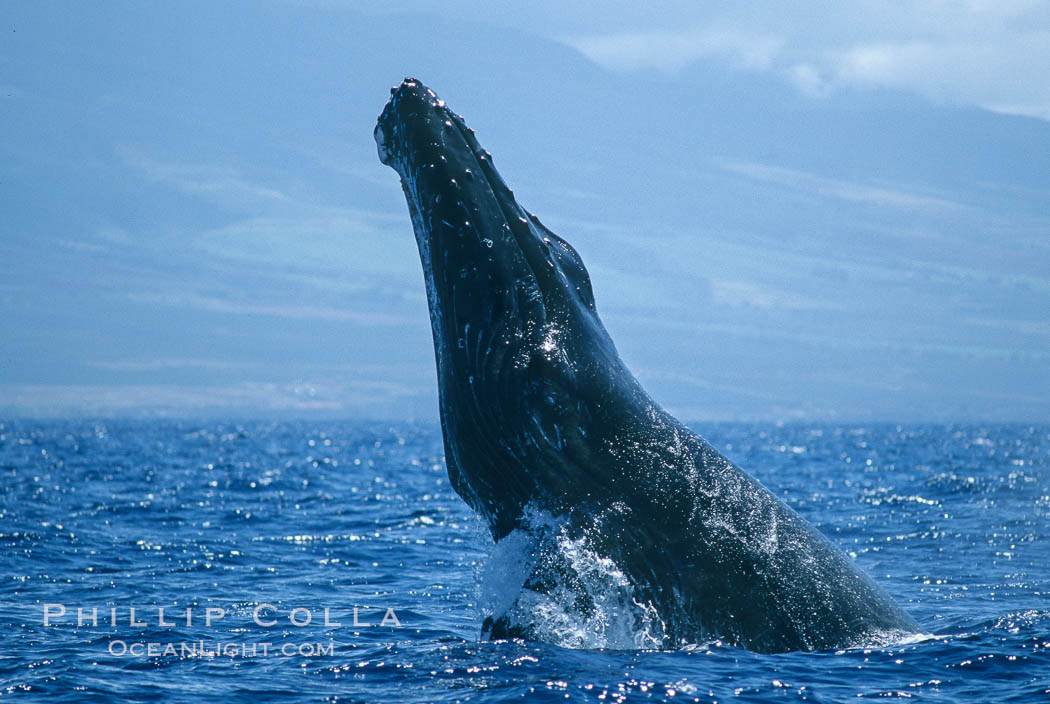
[476,507,667,650]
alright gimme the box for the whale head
[376,79,648,538]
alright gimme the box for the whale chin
[375,78,918,652]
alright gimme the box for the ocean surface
[1,420,1047,702]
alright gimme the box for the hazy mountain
[2,1,1047,420]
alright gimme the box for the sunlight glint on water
[0,421,1047,702]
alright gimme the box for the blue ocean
[2,420,1047,702]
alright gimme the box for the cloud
[0,383,339,416]
[716,160,964,211]
[127,292,416,325]
[604,312,1050,361]
[118,147,289,209]
[191,210,418,278]
[965,317,1050,337]
[833,33,1050,120]
[562,2,1050,121]
[55,238,108,253]
[786,64,830,98]
[0,380,432,418]
[113,149,418,281]
[101,149,422,318]
[708,278,841,311]
[570,26,783,72]
[88,357,255,372]
[634,368,789,402]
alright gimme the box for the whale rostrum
[375,78,918,652]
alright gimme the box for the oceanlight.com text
[107,640,337,658]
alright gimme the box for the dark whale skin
[375,78,918,652]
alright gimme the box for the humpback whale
[375,78,917,652]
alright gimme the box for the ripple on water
[0,420,1047,702]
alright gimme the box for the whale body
[374,78,917,652]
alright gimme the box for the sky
[1,1,1048,421]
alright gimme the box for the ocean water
[1,420,1047,702]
